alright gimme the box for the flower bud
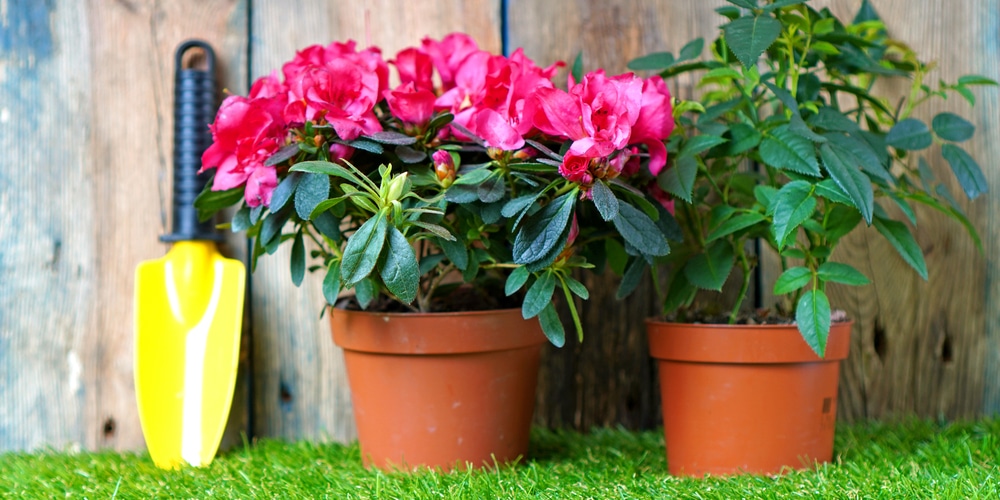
[433,150,456,187]
[385,172,409,202]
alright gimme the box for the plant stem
[729,239,753,324]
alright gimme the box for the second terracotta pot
[331,308,546,471]
[647,320,853,477]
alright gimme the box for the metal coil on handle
[163,39,220,242]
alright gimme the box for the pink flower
[282,41,389,99]
[421,33,480,91]
[201,92,287,207]
[393,47,434,92]
[384,82,436,126]
[630,76,675,176]
[533,71,643,159]
[284,57,383,140]
[559,153,594,186]
[432,150,456,186]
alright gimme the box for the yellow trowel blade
[134,240,245,469]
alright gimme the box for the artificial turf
[2,418,998,499]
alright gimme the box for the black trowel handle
[162,39,220,242]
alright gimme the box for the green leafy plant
[194,34,676,346]
[630,0,995,355]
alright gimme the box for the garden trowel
[134,40,245,469]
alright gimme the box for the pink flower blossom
[630,76,675,176]
[284,57,383,140]
[384,82,436,126]
[201,92,286,207]
[282,41,389,99]
[392,47,434,92]
[559,153,594,186]
[421,33,481,91]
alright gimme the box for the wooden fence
[1,0,997,452]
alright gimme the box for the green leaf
[873,217,928,280]
[294,173,330,220]
[591,181,619,221]
[726,0,757,9]
[679,135,728,158]
[395,145,427,164]
[825,133,893,185]
[726,123,763,155]
[291,161,374,191]
[796,289,831,357]
[378,226,418,303]
[445,167,494,203]
[438,235,469,271]
[523,272,557,319]
[505,266,530,296]
[538,303,566,348]
[269,173,301,213]
[571,51,584,84]
[612,203,671,257]
[418,253,446,276]
[722,15,782,68]
[808,107,860,132]
[772,180,817,250]
[322,260,341,305]
[820,143,874,224]
[461,248,481,283]
[824,204,863,242]
[815,179,854,206]
[345,138,384,154]
[312,211,342,242]
[259,208,291,246]
[774,266,812,295]
[627,52,675,71]
[616,258,647,300]
[232,206,252,232]
[886,118,933,150]
[563,276,589,300]
[605,239,628,275]
[678,38,704,62]
[684,240,735,291]
[290,230,305,287]
[662,269,697,314]
[932,112,975,142]
[340,212,388,286]
[658,156,698,203]
[264,143,300,167]
[941,144,988,199]
[761,0,807,10]
[853,0,881,23]
[957,75,999,86]
[707,211,767,242]
[759,125,821,176]
[364,130,418,145]
[353,278,376,309]
[513,191,576,265]
[817,262,870,286]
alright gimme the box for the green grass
[2,419,999,499]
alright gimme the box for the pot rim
[646,319,853,363]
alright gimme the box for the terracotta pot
[331,308,545,471]
[646,320,853,476]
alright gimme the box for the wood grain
[249,0,501,443]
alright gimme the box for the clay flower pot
[331,308,546,471]
[646,320,853,476]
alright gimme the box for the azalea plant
[194,33,676,346]
[629,0,995,355]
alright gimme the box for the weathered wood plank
[249,0,501,443]
[0,0,249,452]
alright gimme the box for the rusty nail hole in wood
[279,382,293,405]
[103,418,116,438]
[873,322,888,362]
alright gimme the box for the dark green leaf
[726,0,757,9]
[941,144,987,199]
[322,260,341,305]
[679,135,728,158]
[538,303,566,348]
[957,75,999,86]
[291,160,370,188]
[345,138,384,154]
[820,142,874,224]
[663,268,697,314]
[438,235,469,271]
[774,266,812,295]
[678,38,704,62]
[445,167,494,203]
[571,51,584,84]
[477,172,506,203]
[759,125,821,176]
[378,226,418,303]
[564,276,589,300]
[260,208,291,246]
[353,278,376,309]
[395,145,427,164]
[232,206,252,232]
[658,156,698,203]
[815,179,855,206]
[418,253,446,276]
[409,221,454,240]
[294,173,330,220]
[505,266,530,296]
[193,186,246,221]
[340,212,388,286]
[513,192,576,265]
[796,289,831,357]
[616,258,648,300]
[807,107,860,132]
[627,52,675,71]
[264,143,300,167]
[706,211,767,242]
[824,204,863,242]
[605,239,628,275]
[886,118,932,150]
[825,133,893,185]
[612,203,671,257]
[269,172,301,213]
[290,230,305,287]
[684,241,735,291]
[591,181,620,221]
[932,112,975,142]
[726,123,763,155]
[873,217,928,280]
[364,130,418,145]
[723,15,782,68]
[772,180,817,250]
[312,211,342,242]
[502,193,540,220]
[754,185,779,215]
[522,271,557,319]
[461,248,481,282]
[817,262,870,286]
[761,0,808,11]
[853,0,881,23]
